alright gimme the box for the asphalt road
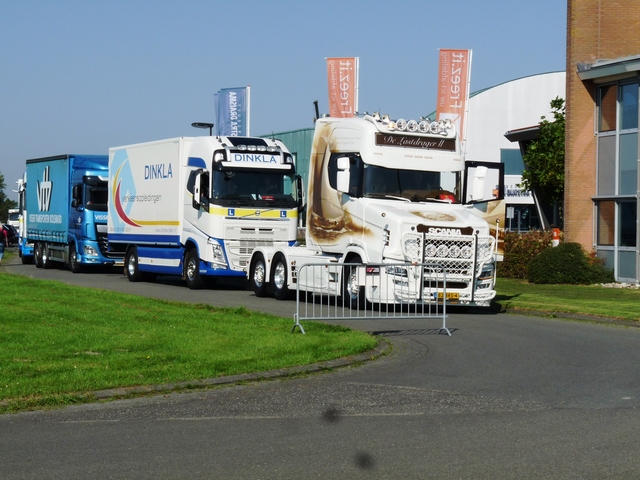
[2,251,640,479]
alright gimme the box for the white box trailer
[108,135,302,288]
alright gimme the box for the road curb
[91,337,391,401]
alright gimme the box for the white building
[464,71,566,230]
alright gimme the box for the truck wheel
[125,247,143,282]
[184,249,205,289]
[271,253,290,300]
[34,242,43,268]
[250,253,268,297]
[42,245,53,269]
[69,244,83,273]
[342,258,365,309]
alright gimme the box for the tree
[0,171,19,222]
[520,97,565,226]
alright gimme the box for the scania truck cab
[249,114,504,307]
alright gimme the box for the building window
[621,83,639,130]
[595,80,639,282]
[598,84,617,132]
[597,135,616,195]
[619,200,637,248]
[596,200,615,246]
[619,132,638,195]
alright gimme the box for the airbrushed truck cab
[250,114,504,307]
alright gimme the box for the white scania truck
[249,114,504,307]
[108,135,302,288]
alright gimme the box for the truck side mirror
[296,175,306,213]
[72,184,82,210]
[462,161,505,204]
[192,173,202,210]
[336,157,350,194]
[472,166,488,201]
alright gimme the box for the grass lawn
[495,277,640,322]
[0,272,377,413]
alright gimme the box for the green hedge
[527,242,614,284]
[497,230,555,279]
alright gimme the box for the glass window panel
[618,250,637,280]
[619,200,637,247]
[597,200,615,246]
[597,135,616,195]
[500,149,525,175]
[596,249,615,271]
[619,132,638,195]
[620,82,639,130]
[598,85,617,132]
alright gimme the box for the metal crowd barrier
[292,261,451,335]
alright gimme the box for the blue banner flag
[214,87,250,136]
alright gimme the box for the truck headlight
[208,239,226,265]
[83,245,98,256]
[479,264,494,280]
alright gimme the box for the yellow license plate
[436,292,460,300]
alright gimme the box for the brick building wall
[565,0,640,248]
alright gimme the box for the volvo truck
[108,135,302,288]
[249,114,504,307]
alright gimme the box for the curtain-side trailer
[25,154,118,272]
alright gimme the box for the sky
[0,0,567,202]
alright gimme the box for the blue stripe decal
[187,157,206,168]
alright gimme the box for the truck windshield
[211,169,298,208]
[363,164,461,203]
[85,182,108,211]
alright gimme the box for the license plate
[435,292,459,300]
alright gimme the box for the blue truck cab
[25,154,119,272]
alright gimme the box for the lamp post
[191,122,214,136]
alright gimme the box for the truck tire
[69,244,83,273]
[34,242,43,268]
[184,249,205,290]
[250,253,268,297]
[271,253,290,300]
[125,247,143,282]
[342,258,366,310]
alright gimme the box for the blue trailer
[25,154,120,272]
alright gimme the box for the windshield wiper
[365,193,410,203]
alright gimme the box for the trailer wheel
[271,253,290,300]
[125,247,143,282]
[34,242,43,268]
[342,258,365,309]
[184,249,205,290]
[69,243,83,273]
[250,253,268,297]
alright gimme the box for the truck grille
[402,233,495,280]
[226,241,275,269]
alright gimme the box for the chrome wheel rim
[254,261,265,287]
[274,262,286,290]
[127,255,137,277]
[186,257,197,281]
